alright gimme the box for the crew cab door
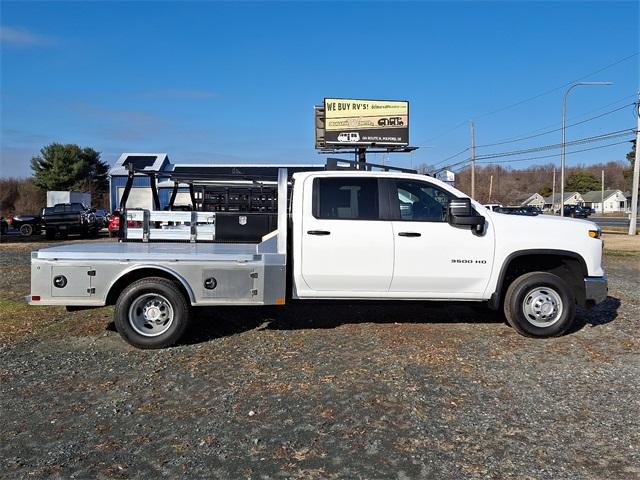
[300,176,394,292]
[387,179,494,297]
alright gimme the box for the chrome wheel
[522,286,563,327]
[128,293,174,337]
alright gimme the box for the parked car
[0,217,8,235]
[558,205,590,218]
[11,212,43,237]
[107,211,136,237]
[42,203,99,239]
[494,206,538,216]
[522,206,542,215]
[94,209,109,229]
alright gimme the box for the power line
[475,129,635,160]
[476,94,637,145]
[476,140,633,165]
[431,147,470,168]
[417,52,639,144]
[475,103,635,148]
[434,129,635,173]
[473,53,639,121]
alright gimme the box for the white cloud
[0,26,57,46]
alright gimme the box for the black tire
[19,224,33,237]
[45,230,56,240]
[504,272,575,338]
[114,277,191,349]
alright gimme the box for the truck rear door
[300,176,394,292]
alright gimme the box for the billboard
[323,98,409,147]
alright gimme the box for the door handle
[307,230,331,236]
[398,232,421,237]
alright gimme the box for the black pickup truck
[43,203,99,239]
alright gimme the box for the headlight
[588,227,601,239]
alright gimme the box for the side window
[313,177,379,220]
[394,180,452,222]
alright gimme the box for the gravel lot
[0,238,639,479]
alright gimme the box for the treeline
[1,143,110,217]
[0,178,47,217]
[452,161,633,205]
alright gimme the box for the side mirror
[448,198,486,233]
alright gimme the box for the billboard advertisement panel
[323,98,409,147]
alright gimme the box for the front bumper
[584,276,608,305]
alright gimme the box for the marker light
[588,229,601,239]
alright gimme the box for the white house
[513,193,545,209]
[543,192,583,212]
[581,190,627,214]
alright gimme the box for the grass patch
[0,299,112,343]
[604,249,640,257]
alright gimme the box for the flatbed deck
[34,241,264,262]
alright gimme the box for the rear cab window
[312,177,380,220]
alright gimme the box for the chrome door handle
[398,232,421,237]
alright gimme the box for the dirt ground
[602,232,640,253]
[0,238,639,479]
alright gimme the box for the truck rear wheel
[503,272,575,337]
[114,277,191,349]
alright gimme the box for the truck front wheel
[503,272,575,337]
[114,277,191,349]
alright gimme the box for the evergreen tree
[31,143,109,198]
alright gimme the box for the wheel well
[105,268,193,306]
[493,253,586,308]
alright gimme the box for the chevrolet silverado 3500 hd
[29,162,607,348]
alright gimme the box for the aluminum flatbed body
[29,169,290,308]
[30,235,287,307]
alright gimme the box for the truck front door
[300,176,394,292]
[387,179,494,297]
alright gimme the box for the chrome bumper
[584,276,608,305]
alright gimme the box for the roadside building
[582,189,627,214]
[512,193,545,209]
[543,192,583,212]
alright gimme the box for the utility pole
[629,95,640,236]
[552,168,556,214]
[601,170,605,215]
[488,175,493,203]
[470,121,476,199]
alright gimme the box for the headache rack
[116,158,422,243]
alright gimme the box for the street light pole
[561,81,612,217]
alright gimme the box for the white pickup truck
[29,162,607,348]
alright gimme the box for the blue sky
[1,1,638,177]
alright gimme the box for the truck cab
[29,162,607,349]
